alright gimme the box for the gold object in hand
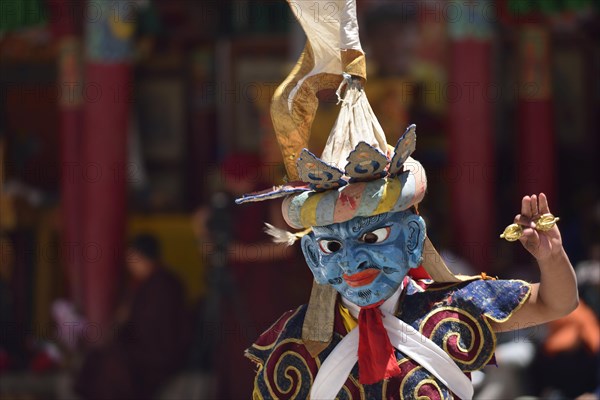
[500,213,560,241]
[534,213,559,231]
[500,224,523,241]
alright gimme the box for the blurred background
[0,0,598,399]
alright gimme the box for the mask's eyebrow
[314,225,337,237]
[351,214,388,234]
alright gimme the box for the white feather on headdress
[264,223,312,246]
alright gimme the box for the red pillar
[516,25,555,201]
[60,83,85,309]
[51,0,85,309]
[81,0,134,331]
[447,2,495,269]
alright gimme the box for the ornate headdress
[236,0,468,356]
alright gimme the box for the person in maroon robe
[75,234,190,400]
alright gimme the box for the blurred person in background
[191,152,302,399]
[530,299,600,398]
[75,233,190,400]
[527,237,600,399]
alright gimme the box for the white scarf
[309,286,474,399]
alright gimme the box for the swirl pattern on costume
[339,374,365,400]
[252,308,299,352]
[384,359,450,400]
[263,339,318,399]
[419,306,493,371]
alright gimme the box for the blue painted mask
[301,210,426,307]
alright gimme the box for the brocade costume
[247,277,531,399]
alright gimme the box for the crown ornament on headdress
[294,76,417,190]
[236,75,420,218]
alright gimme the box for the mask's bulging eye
[318,239,342,254]
[360,226,391,244]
